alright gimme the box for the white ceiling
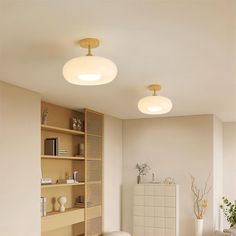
[0,0,236,121]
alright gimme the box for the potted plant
[220,197,236,228]
[190,174,212,236]
[135,163,150,184]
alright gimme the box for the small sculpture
[58,196,67,212]
[72,117,83,131]
[163,177,175,185]
[41,108,48,125]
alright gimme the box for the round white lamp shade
[63,56,118,86]
[138,95,172,115]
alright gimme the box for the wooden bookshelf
[41,102,103,236]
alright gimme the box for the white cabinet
[133,184,179,236]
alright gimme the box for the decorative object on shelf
[152,173,156,182]
[75,195,85,208]
[73,171,79,183]
[57,179,75,184]
[58,196,67,212]
[138,84,172,115]
[72,117,83,131]
[41,108,48,125]
[135,163,151,184]
[190,174,212,236]
[150,172,161,183]
[77,143,85,156]
[220,197,236,227]
[40,197,47,216]
[63,37,118,86]
[164,177,175,185]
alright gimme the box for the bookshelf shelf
[41,124,85,136]
[41,182,85,188]
[41,207,85,232]
[41,155,85,161]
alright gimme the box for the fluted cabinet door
[133,184,179,236]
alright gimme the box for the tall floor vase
[195,219,204,236]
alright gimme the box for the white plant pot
[195,219,204,236]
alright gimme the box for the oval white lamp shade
[63,56,118,85]
[138,95,173,114]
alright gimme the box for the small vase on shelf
[195,219,204,236]
[137,175,141,184]
[58,196,67,212]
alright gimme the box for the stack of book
[58,149,68,156]
[41,177,52,185]
[40,197,46,216]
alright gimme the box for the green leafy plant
[220,197,236,227]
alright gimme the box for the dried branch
[190,173,212,219]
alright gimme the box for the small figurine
[77,118,82,131]
[164,177,175,185]
[41,108,48,125]
[72,117,83,131]
[72,118,77,130]
[58,196,67,212]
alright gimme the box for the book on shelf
[44,138,58,156]
[41,178,52,185]
[58,149,68,156]
[40,197,46,216]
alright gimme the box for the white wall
[103,115,123,232]
[223,122,236,227]
[0,81,41,236]
[122,115,215,236]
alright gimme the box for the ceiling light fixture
[138,84,172,115]
[63,38,118,86]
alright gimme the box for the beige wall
[122,115,216,236]
[103,115,123,232]
[223,122,236,228]
[0,81,41,236]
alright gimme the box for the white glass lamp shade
[63,56,117,85]
[138,95,172,114]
